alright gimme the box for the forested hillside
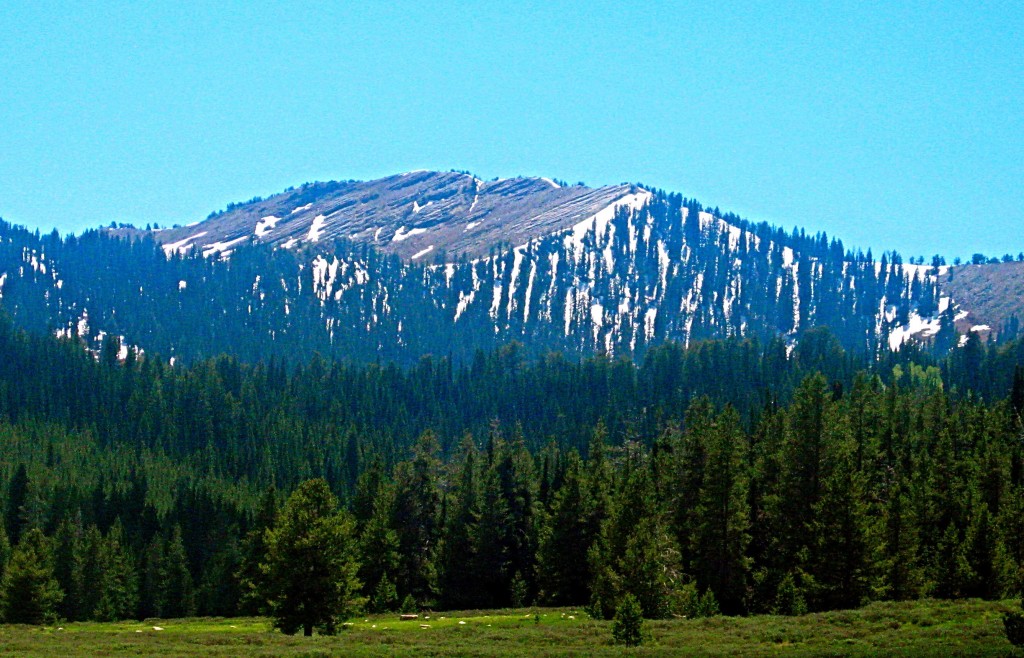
[0,314,1022,621]
[0,172,979,366]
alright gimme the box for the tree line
[0,316,1022,624]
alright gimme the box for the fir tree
[612,592,644,646]
[162,525,196,618]
[690,406,751,614]
[258,479,362,636]
[536,451,591,605]
[0,528,62,624]
[94,521,138,621]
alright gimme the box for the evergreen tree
[138,536,164,619]
[53,515,85,621]
[690,406,751,614]
[237,486,277,615]
[809,420,878,610]
[536,451,591,605]
[392,432,441,605]
[94,521,138,621]
[5,464,29,545]
[258,479,362,636]
[0,528,62,624]
[162,525,195,618]
[438,435,482,609]
[612,592,644,647]
[357,482,401,612]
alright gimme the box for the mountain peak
[149,171,637,261]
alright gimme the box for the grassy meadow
[0,599,1021,657]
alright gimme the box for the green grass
[0,599,1021,656]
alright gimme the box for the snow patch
[202,236,246,258]
[393,226,427,242]
[454,290,475,322]
[255,215,280,237]
[178,280,187,291]
[540,177,561,189]
[644,308,658,341]
[888,311,944,350]
[411,245,435,260]
[307,215,327,242]
[465,221,481,231]
[161,232,207,257]
[291,203,313,214]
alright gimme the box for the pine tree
[591,461,682,619]
[392,432,441,605]
[138,536,164,619]
[690,406,751,614]
[259,479,362,636]
[0,526,9,588]
[5,464,29,546]
[237,486,277,615]
[162,525,195,618]
[54,515,85,621]
[612,592,644,646]
[881,479,924,600]
[536,451,591,605]
[94,521,139,621]
[809,421,877,610]
[469,437,513,607]
[357,483,401,612]
[438,435,482,609]
[0,528,63,624]
[77,524,105,619]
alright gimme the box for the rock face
[0,171,1014,365]
[152,171,635,261]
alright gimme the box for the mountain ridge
[134,171,637,262]
[0,170,1018,366]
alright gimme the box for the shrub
[1005,600,1024,647]
[612,593,644,647]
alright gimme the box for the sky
[1,1,1021,261]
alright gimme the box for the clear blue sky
[1,1,1021,261]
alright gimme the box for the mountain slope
[141,171,633,261]
[0,171,1013,365]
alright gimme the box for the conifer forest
[0,308,1022,628]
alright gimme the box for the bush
[399,593,418,614]
[773,572,808,616]
[670,582,720,619]
[1005,600,1024,647]
[612,593,644,647]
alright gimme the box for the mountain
[142,171,633,262]
[0,171,1015,364]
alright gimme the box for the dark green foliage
[1,528,62,624]
[162,525,196,618]
[612,592,644,646]
[258,479,362,636]
[1005,600,1024,647]
[5,464,29,545]
[94,522,139,621]
[237,487,278,615]
[0,311,1020,622]
[536,452,591,605]
[392,433,441,606]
